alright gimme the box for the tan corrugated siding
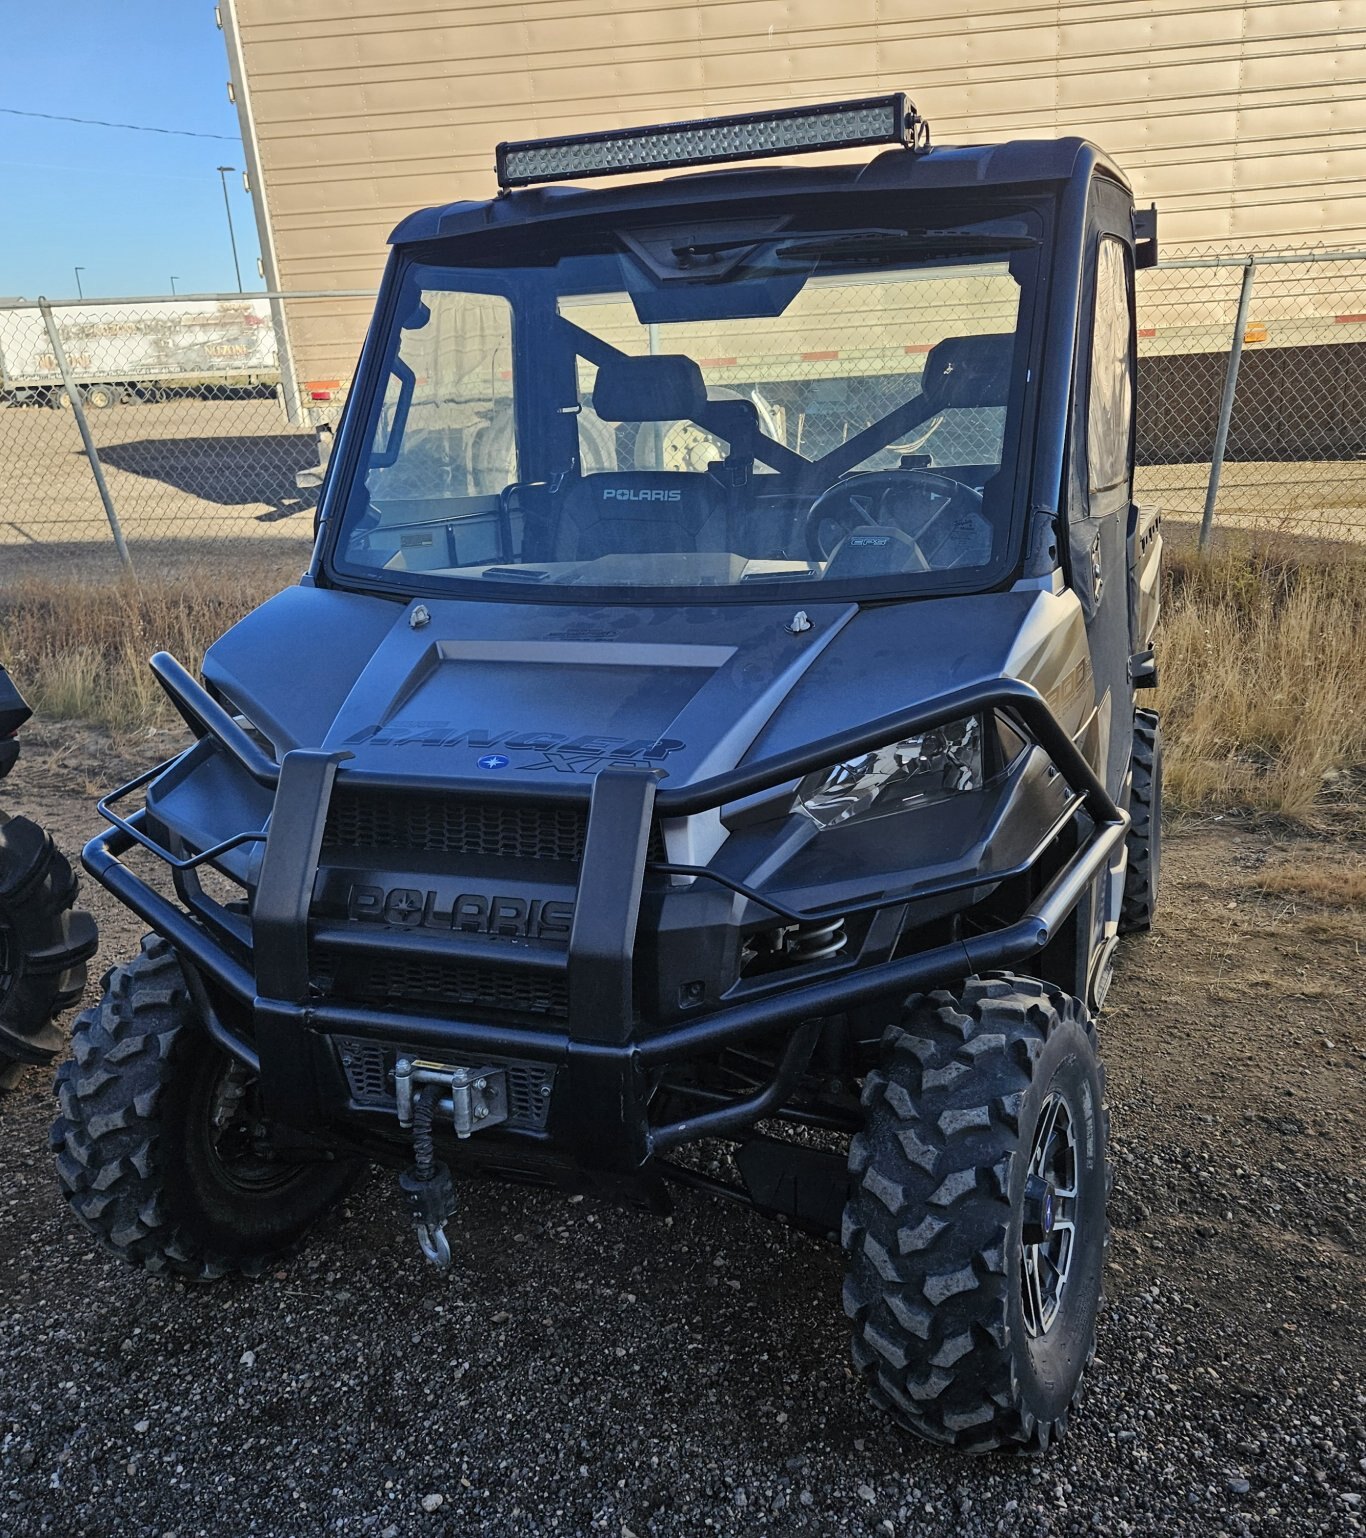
[227,0,1366,381]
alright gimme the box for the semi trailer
[0,297,280,409]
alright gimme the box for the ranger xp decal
[342,722,684,773]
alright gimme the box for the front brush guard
[82,659,1126,1173]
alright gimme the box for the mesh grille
[314,950,569,1018]
[324,789,667,863]
[336,1036,554,1131]
[342,1039,390,1102]
[325,790,587,861]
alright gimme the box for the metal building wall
[220,0,1366,386]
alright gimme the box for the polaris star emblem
[409,604,431,629]
[477,754,510,769]
[787,609,813,634]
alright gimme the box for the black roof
[389,137,1127,246]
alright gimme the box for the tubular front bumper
[83,657,1126,1174]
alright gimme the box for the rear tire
[842,975,1108,1453]
[0,814,96,1085]
[1120,708,1162,934]
[83,384,116,410]
[51,935,361,1279]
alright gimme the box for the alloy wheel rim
[1020,1091,1079,1338]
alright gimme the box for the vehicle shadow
[96,434,321,521]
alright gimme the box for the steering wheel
[804,470,985,564]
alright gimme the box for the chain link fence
[0,293,362,586]
[2,251,1363,585]
[1134,249,1366,547]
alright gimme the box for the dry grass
[1256,862,1366,909]
[1155,540,1366,821]
[0,573,278,734]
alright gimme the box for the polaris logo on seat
[602,487,682,502]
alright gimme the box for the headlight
[795,714,984,830]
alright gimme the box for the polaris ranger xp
[55,96,1162,1453]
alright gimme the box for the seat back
[920,333,1014,410]
[551,471,730,562]
[549,352,741,560]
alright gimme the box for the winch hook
[398,1078,457,1271]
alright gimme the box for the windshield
[330,207,1042,602]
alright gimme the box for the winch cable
[402,1087,455,1271]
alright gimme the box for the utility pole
[73,266,85,299]
[216,165,243,293]
[170,275,179,295]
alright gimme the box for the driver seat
[550,353,739,562]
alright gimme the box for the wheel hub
[1021,1173,1056,1246]
[1020,1092,1079,1339]
[204,1059,297,1194]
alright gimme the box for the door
[1069,177,1138,802]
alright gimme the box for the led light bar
[496,94,928,190]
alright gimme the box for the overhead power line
[0,106,237,141]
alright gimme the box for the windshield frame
[319,192,1055,607]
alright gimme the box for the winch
[395,1057,510,1139]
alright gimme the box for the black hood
[202,584,1091,794]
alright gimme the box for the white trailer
[0,297,280,408]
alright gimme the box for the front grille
[335,1036,555,1132]
[325,790,588,861]
[324,788,667,863]
[314,950,569,1017]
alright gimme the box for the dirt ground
[0,724,1363,1537]
[1134,460,1366,543]
[0,397,318,577]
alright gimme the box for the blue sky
[0,2,262,299]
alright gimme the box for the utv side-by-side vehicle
[54,96,1162,1452]
[0,668,97,1090]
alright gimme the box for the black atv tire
[1120,708,1162,934]
[0,813,97,1087]
[842,975,1108,1453]
[51,935,361,1279]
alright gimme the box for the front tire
[842,975,1108,1453]
[51,935,361,1279]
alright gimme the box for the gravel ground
[0,731,1362,1538]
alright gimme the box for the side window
[1087,237,1134,495]
[366,290,516,503]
